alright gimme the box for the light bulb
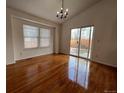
[66,9,68,12]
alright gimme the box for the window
[23,24,51,49]
[40,28,50,47]
[23,25,39,48]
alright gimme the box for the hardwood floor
[7,54,117,93]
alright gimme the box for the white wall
[6,9,15,64]
[60,0,117,67]
[7,7,60,64]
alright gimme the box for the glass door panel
[70,28,80,56]
[79,27,91,58]
[88,26,94,59]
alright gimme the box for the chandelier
[56,0,68,19]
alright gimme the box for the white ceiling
[7,0,101,23]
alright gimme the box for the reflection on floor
[68,57,90,89]
[7,54,117,93]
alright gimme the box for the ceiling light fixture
[56,0,68,19]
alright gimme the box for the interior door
[70,28,80,56]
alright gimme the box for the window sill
[23,46,51,50]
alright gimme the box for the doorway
[70,26,94,59]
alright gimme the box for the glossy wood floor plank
[7,54,117,93]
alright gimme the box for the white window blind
[40,28,50,47]
[23,25,39,48]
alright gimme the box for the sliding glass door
[70,26,94,59]
[70,28,80,56]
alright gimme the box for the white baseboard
[6,61,15,65]
[91,58,117,68]
[15,53,53,61]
